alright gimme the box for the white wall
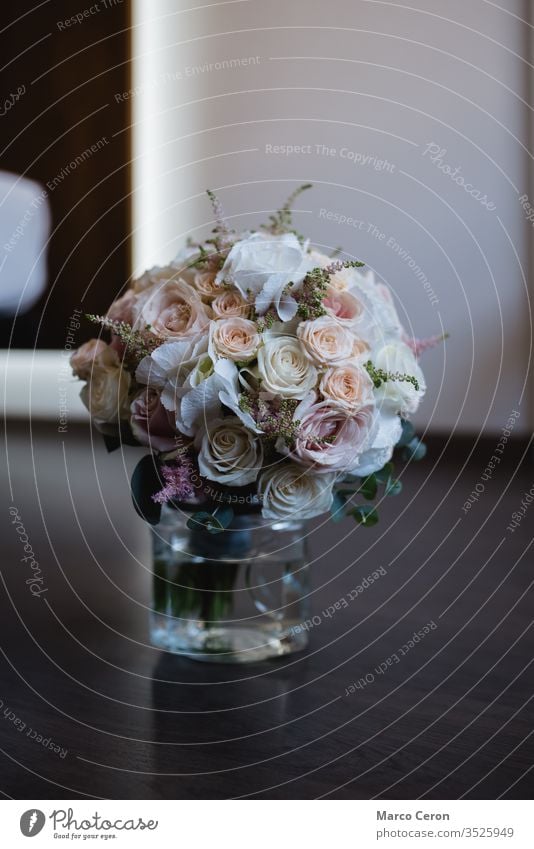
[132,0,532,436]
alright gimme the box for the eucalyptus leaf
[374,462,394,484]
[331,491,347,523]
[397,420,416,447]
[358,474,378,501]
[350,505,379,527]
[402,438,427,462]
[385,478,403,496]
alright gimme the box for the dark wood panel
[0,426,533,799]
[0,1,131,348]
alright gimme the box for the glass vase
[149,505,310,663]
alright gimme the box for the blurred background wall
[1,0,531,438]
[131,0,532,436]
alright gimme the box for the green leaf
[374,462,394,484]
[397,419,416,447]
[385,478,403,496]
[331,491,348,522]
[350,505,379,527]
[187,507,235,535]
[358,474,378,500]
[402,437,427,462]
[131,455,162,526]
[212,506,234,529]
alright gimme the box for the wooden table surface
[1,422,532,799]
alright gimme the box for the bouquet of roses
[71,186,441,532]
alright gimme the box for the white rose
[319,363,374,412]
[196,416,263,486]
[297,315,356,365]
[373,342,426,416]
[259,462,336,520]
[211,317,261,362]
[79,356,131,425]
[216,232,312,321]
[257,335,317,399]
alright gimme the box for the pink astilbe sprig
[152,461,196,505]
[402,331,448,359]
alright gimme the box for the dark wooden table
[1,421,532,799]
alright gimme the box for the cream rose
[79,356,131,425]
[373,342,426,416]
[211,317,261,361]
[133,279,211,339]
[211,289,250,319]
[70,339,116,381]
[297,316,355,365]
[259,462,336,520]
[320,364,374,412]
[257,335,317,399]
[196,416,262,486]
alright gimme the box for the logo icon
[20,810,45,837]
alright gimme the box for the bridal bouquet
[71,186,440,532]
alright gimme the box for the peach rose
[70,339,116,381]
[133,279,211,339]
[211,317,261,361]
[193,270,219,300]
[211,289,250,319]
[297,316,355,365]
[320,364,374,412]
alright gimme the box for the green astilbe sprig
[263,183,312,240]
[294,259,366,321]
[364,359,420,392]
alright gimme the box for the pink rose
[323,286,363,326]
[70,339,116,380]
[107,289,137,325]
[211,289,250,319]
[284,394,375,473]
[133,279,211,339]
[130,387,179,452]
[297,316,355,365]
